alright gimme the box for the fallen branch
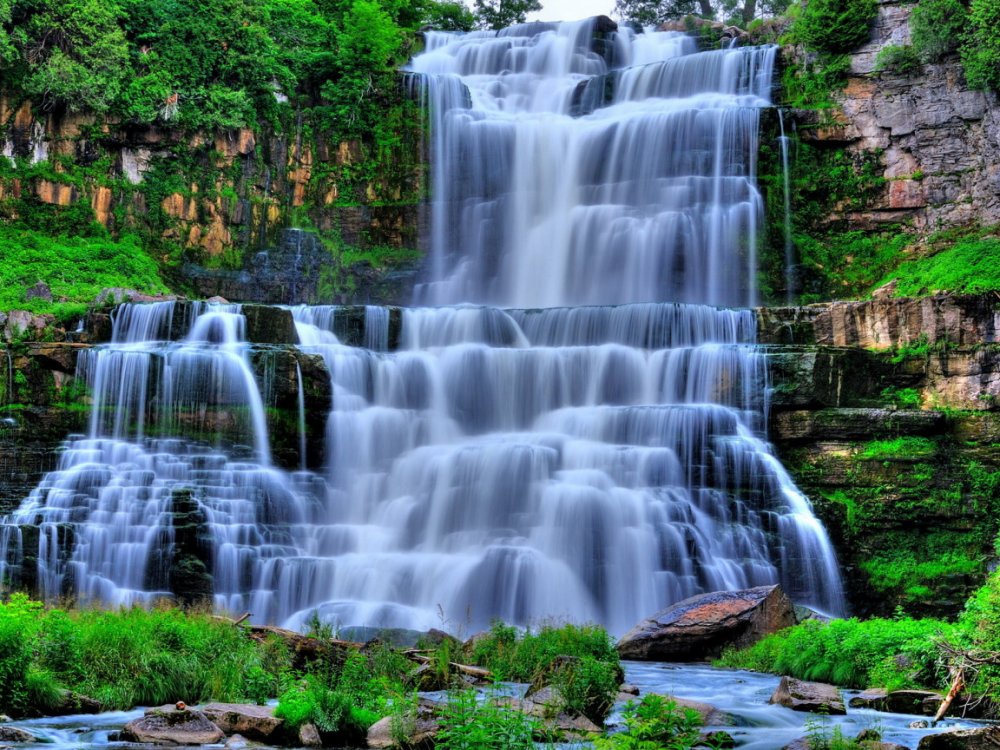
[931,666,966,727]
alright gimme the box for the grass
[716,616,954,691]
[860,550,982,598]
[857,436,936,460]
[877,235,1000,297]
[0,227,169,318]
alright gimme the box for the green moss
[857,436,936,460]
[861,550,981,595]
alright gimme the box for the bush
[716,617,954,690]
[549,656,620,725]
[469,622,620,683]
[876,235,1000,297]
[874,44,922,75]
[794,0,878,53]
[960,0,1000,91]
[592,694,704,750]
[438,689,536,750]
[910,0,967,62]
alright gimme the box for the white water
[0,19,845,634]
[409,21,773,308]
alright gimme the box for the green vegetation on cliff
[0,227,167,317]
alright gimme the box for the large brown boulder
[918,726,1000,749]
[0,726,36,742]
[616,585,796,661]
[200,703,283,742]
[121,705,224,745]
[769,676,846,715]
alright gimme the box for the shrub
[960,0,1000,91]
[875,235,1000,297]
[874,44,922,75]
[794,0,878,53]
[910,0,967,62]
[592,694,704,750]
[549,656,620,724]
[716,617,954,690]
[438,689,536,750]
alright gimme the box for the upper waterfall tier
[408,21,775,308]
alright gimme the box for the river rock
[769,676,846,715]
[918,726,1000,749]
[849,688,888,710]
[224,734,248,750]
[121,705,225,745]
[366,698,440,749]
[617,585,796,660]
[200,703,283,741]
[0,727,35,742]
[299,723,322,747]
[885,689,942,715]
[25,281,52,303]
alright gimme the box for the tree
[473,0,542,29]
[422,0,476,29]
[614,0,789,27]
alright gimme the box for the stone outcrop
[200,703,284,742]
[769,676,846,715]
[121,705,225,745]
[616,585,796,661]
[0,726,36,742]
[790,0,1000,232]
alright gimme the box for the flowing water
[0,19,845,633]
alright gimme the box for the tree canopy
[473,0,542,29]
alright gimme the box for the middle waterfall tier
[0,301,843,634]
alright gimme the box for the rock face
[616,585,796,661]
[121,705,225,745]
[200,703,283,742]
[790,0,1000,232]
[769,676,846,715]
[0,726,36,742]
[918,726,1000,749]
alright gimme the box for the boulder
[366,698,440,749]
[849,688,888,710]
[769,676,846,715]
[885,689,942,715]
[121,705,225,745]
[200,703,283,741]
[299,723,322,747]
[617,585,796,661]
[242,305,299,345]
[0,727,35,742]
[918,726,1000,749]
[224,734,249,750]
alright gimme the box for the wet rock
[849,688,888,710]
[617,585,796,661]
[0,727,35,742]
[48,690,103,716]
[620,683,639,696]
[200,703,283,741]
[885,689,942,715]
[120,705,225,745]
[224,734,248,750]
[299,722,322,747]
[769,676,846,715]
[918,726,1000,748]
[243,305,298,344]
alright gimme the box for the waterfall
[409,21,773,308]
[0,18,845,633]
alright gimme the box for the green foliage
[793,0,877,54]
[861,550,981,600]
[874,44,922,75]
[0,597,282,716]
[473,0,541,29]
[910,0,966,62]
[549,656,620,724]
[795,229,908,302]
[875,235,1000,296]
[469,621,620,683]
[420,0,476,29]
[592,694,704,750]
[0,226,168,317]
[857,436,935,459]
[878,386,922,408]
[960,0,1000,92]
[957,568,1000,701]
[717,616,953,690]
[438,688,536,750]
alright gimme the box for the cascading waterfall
[0,18,845,633]
[409,21,773,308]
